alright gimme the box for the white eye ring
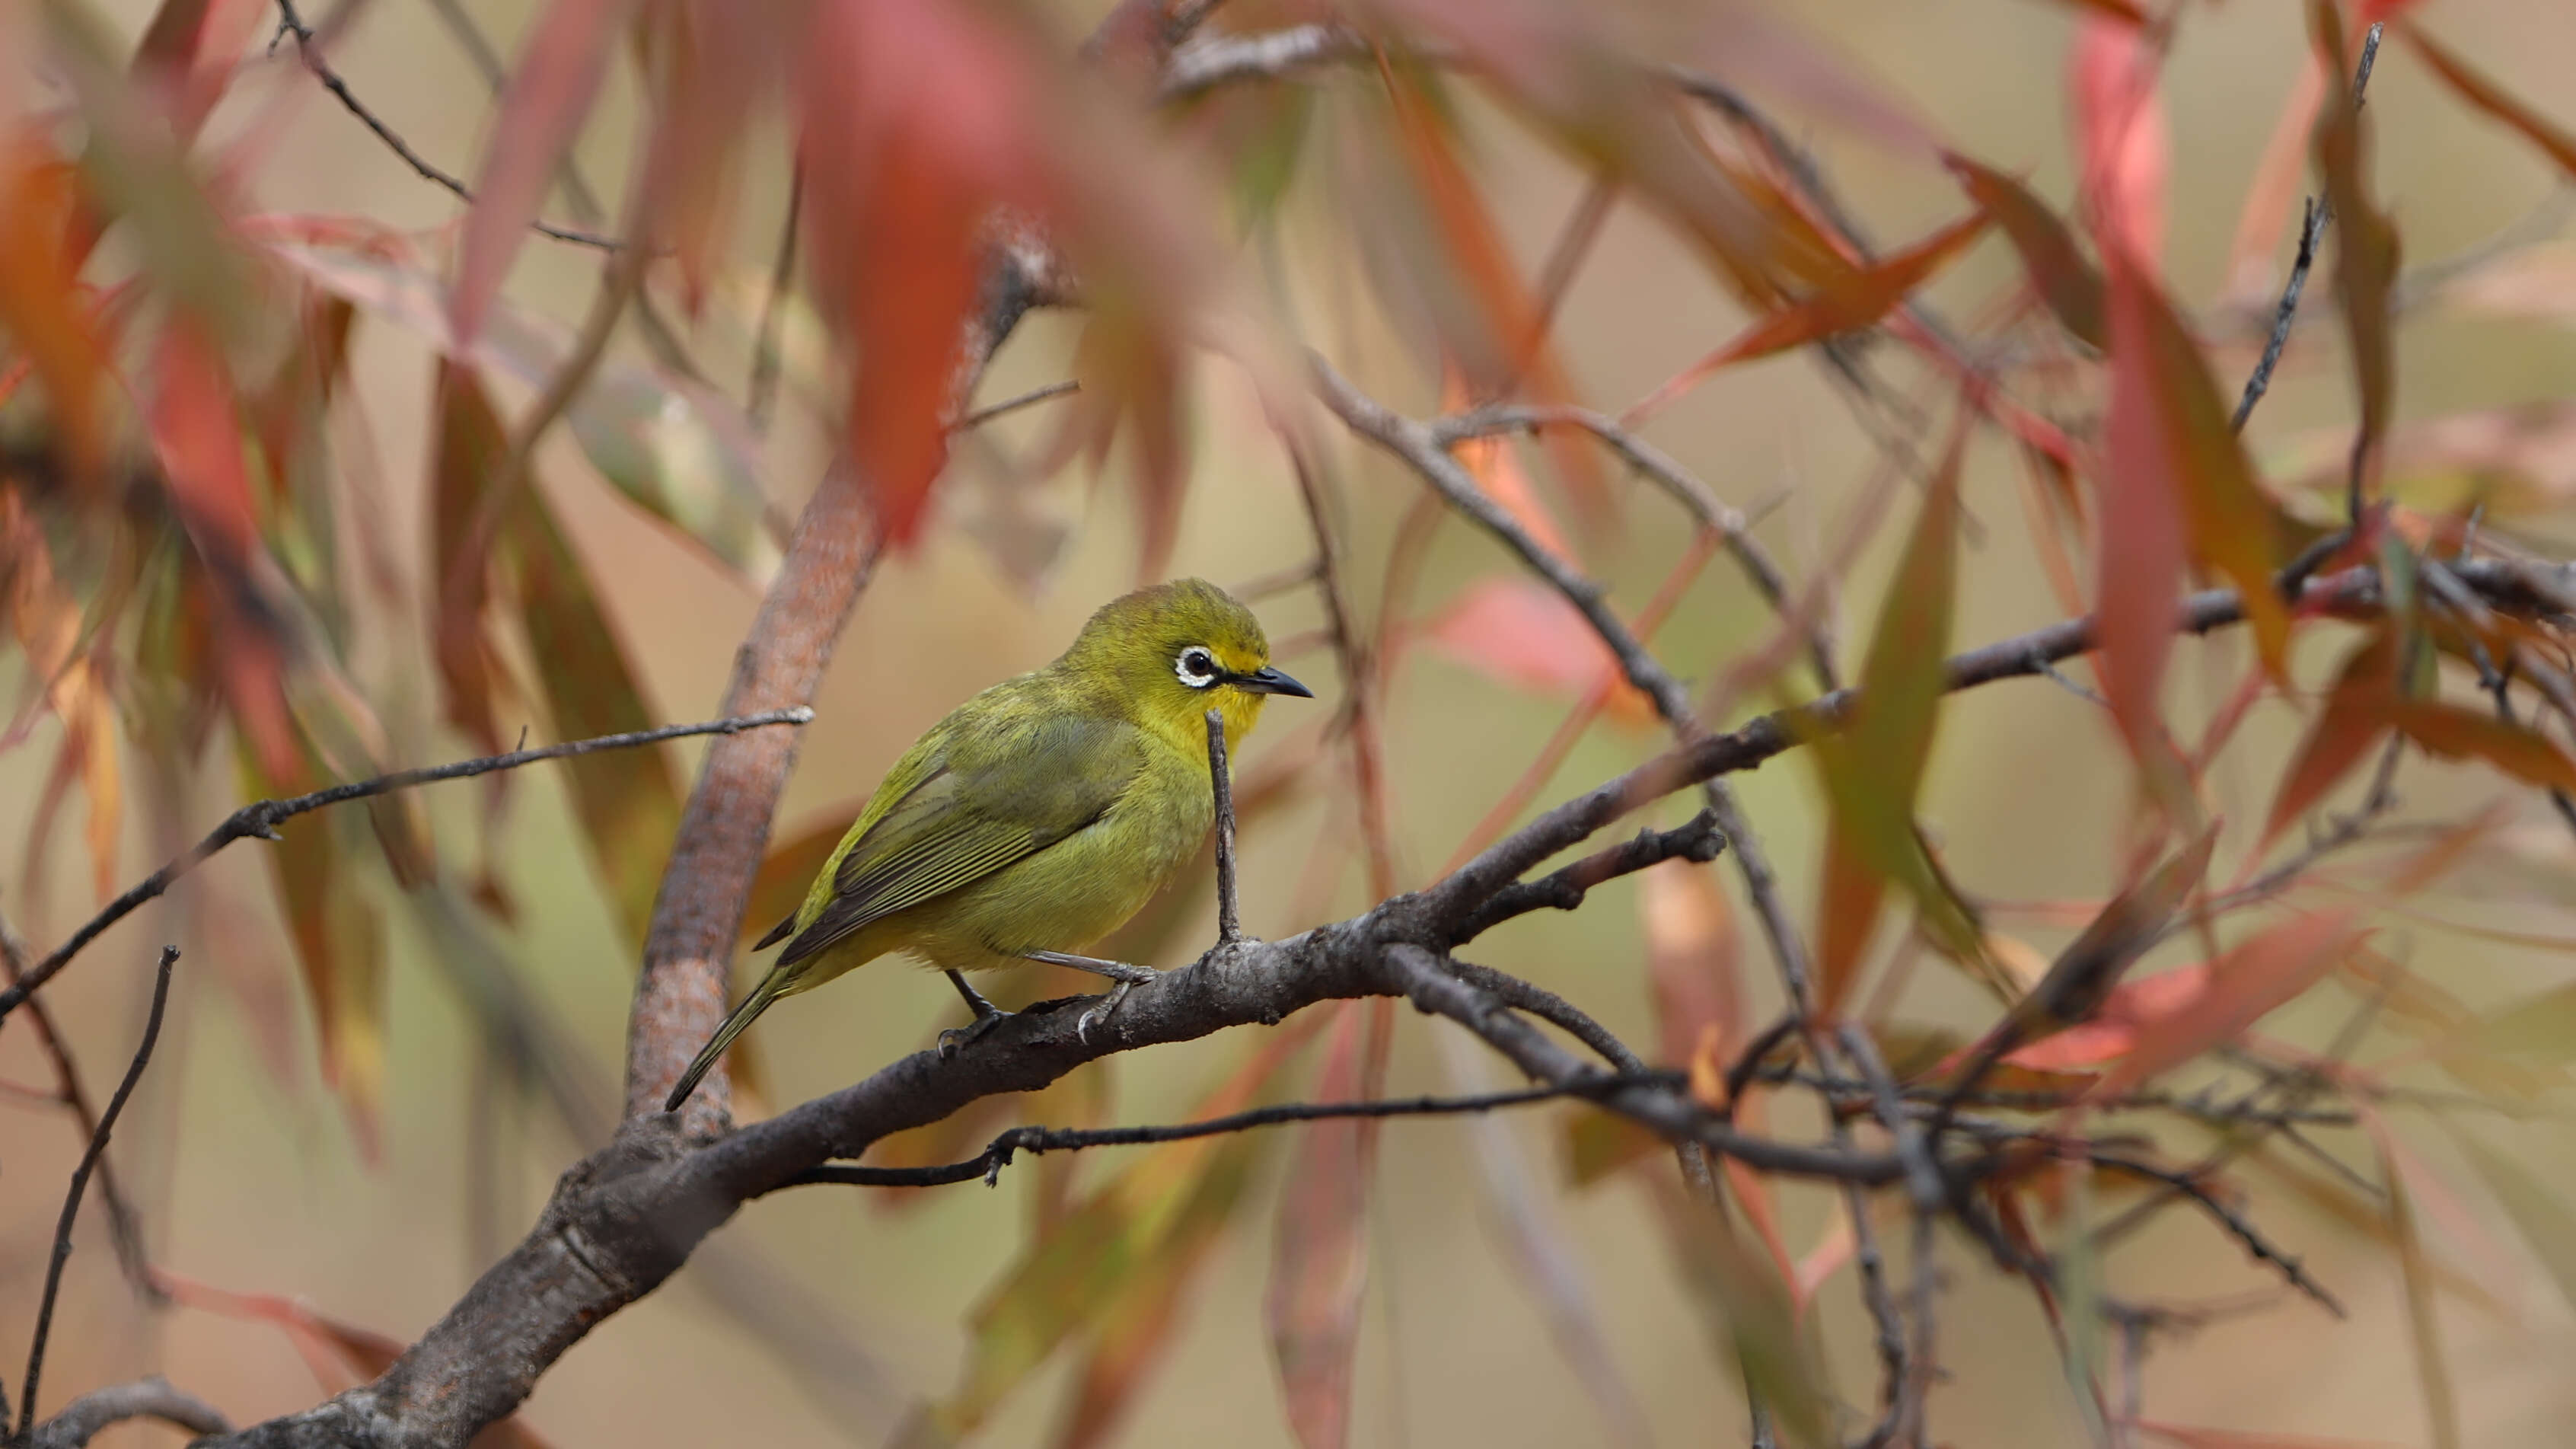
[1175,646,1219,689]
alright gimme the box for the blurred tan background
[8,0,2576,1444]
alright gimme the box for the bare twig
[0,909,150,1299]
[953,380,1081,432]
[0,710,812,1022]
[18,947,178,1439]
[268,0,621,250]
[2229,21,2386,434]
[784,1078,1656,1189]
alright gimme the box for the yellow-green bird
[665,577,1313,1112]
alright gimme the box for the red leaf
[1268,1002,1386,1449]
[798,0,1039,547]
[1417,576,1652,725]
[1946,155,2106,347]
[450,0,643,345]
[2090,911,2365,1100]
[1998,964,2208,1072]
[2071,17,2168,271]
[631,5,780,315]
[2399,21,2576,182]
[2222,52,2328,305]
[132,0,272,142]
[1625,209,1989,423]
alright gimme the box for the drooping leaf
[2262,630,2396,845]
[936,1033,1299,1437]
[276,239,779,581]
[451,0,643,344]
[429,362,515,757]
[504,474,685,949]
[2070,16,2168,270]
[1642,857,1743,1068]
[2221,50,2328,306]
[1945,154,2106,347]
[629,3,779,315]
[1649,1178,1835,1449]
[238,741,387,1160]
[1812,408,1975,1013]
[797,0,1030,548]
[2367,1121,2463,1449]
[1267,1002,1383,1449]
[0,134,111,471]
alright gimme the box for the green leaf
[1812,409,1978,1013]
[505,479,686,950]
[1945,154,2106,347]
[2459,1131,2576,1316]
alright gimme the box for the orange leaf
[450,0,642,344]
[1642,858,1743,1069]
[2090,911,2364,1100]
[2384,698,2576,793]
[1946,154,2106,347]
[2262,632,2397,845]
[0,136,111,471]
[1627,210,1988,422]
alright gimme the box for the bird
[664,577,1314,1112]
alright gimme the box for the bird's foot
[937,1008,1017,1059]
[1075,982,1133,1044]
[1021,951,1160,1045]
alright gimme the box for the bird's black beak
[1237,665,1315,698]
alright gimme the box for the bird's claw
[1074,982,1134,1045]
[938,1008,1016,1058]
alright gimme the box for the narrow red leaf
[2222,53,2328,305]
[1418,576,1653,726]
[631,5,779,315]
[1642,857,1744,1068]
[1268,1003,1382,1449]
[2071,17,2168,272]
[131,0,271,141]
[450,0,643,345]
[2090,911,2364,1100]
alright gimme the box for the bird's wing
[771,712,1151,969]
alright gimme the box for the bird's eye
[1175,646,1219,689]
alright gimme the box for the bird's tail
[665,971,788,1112]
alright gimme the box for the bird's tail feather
[665,972,786,1112]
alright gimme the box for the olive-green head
[1059,577,1314,747]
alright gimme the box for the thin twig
[2229,21,2386,435]
[18,947,178,1438]
[2085,1151,2344,1315]
[782,1079,1655,1190]
[953,380,1081,432]
[269,1,620,251]
[0,908,151,1299]
[1838,1025,1938,1449]
[0,710,813,1021]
